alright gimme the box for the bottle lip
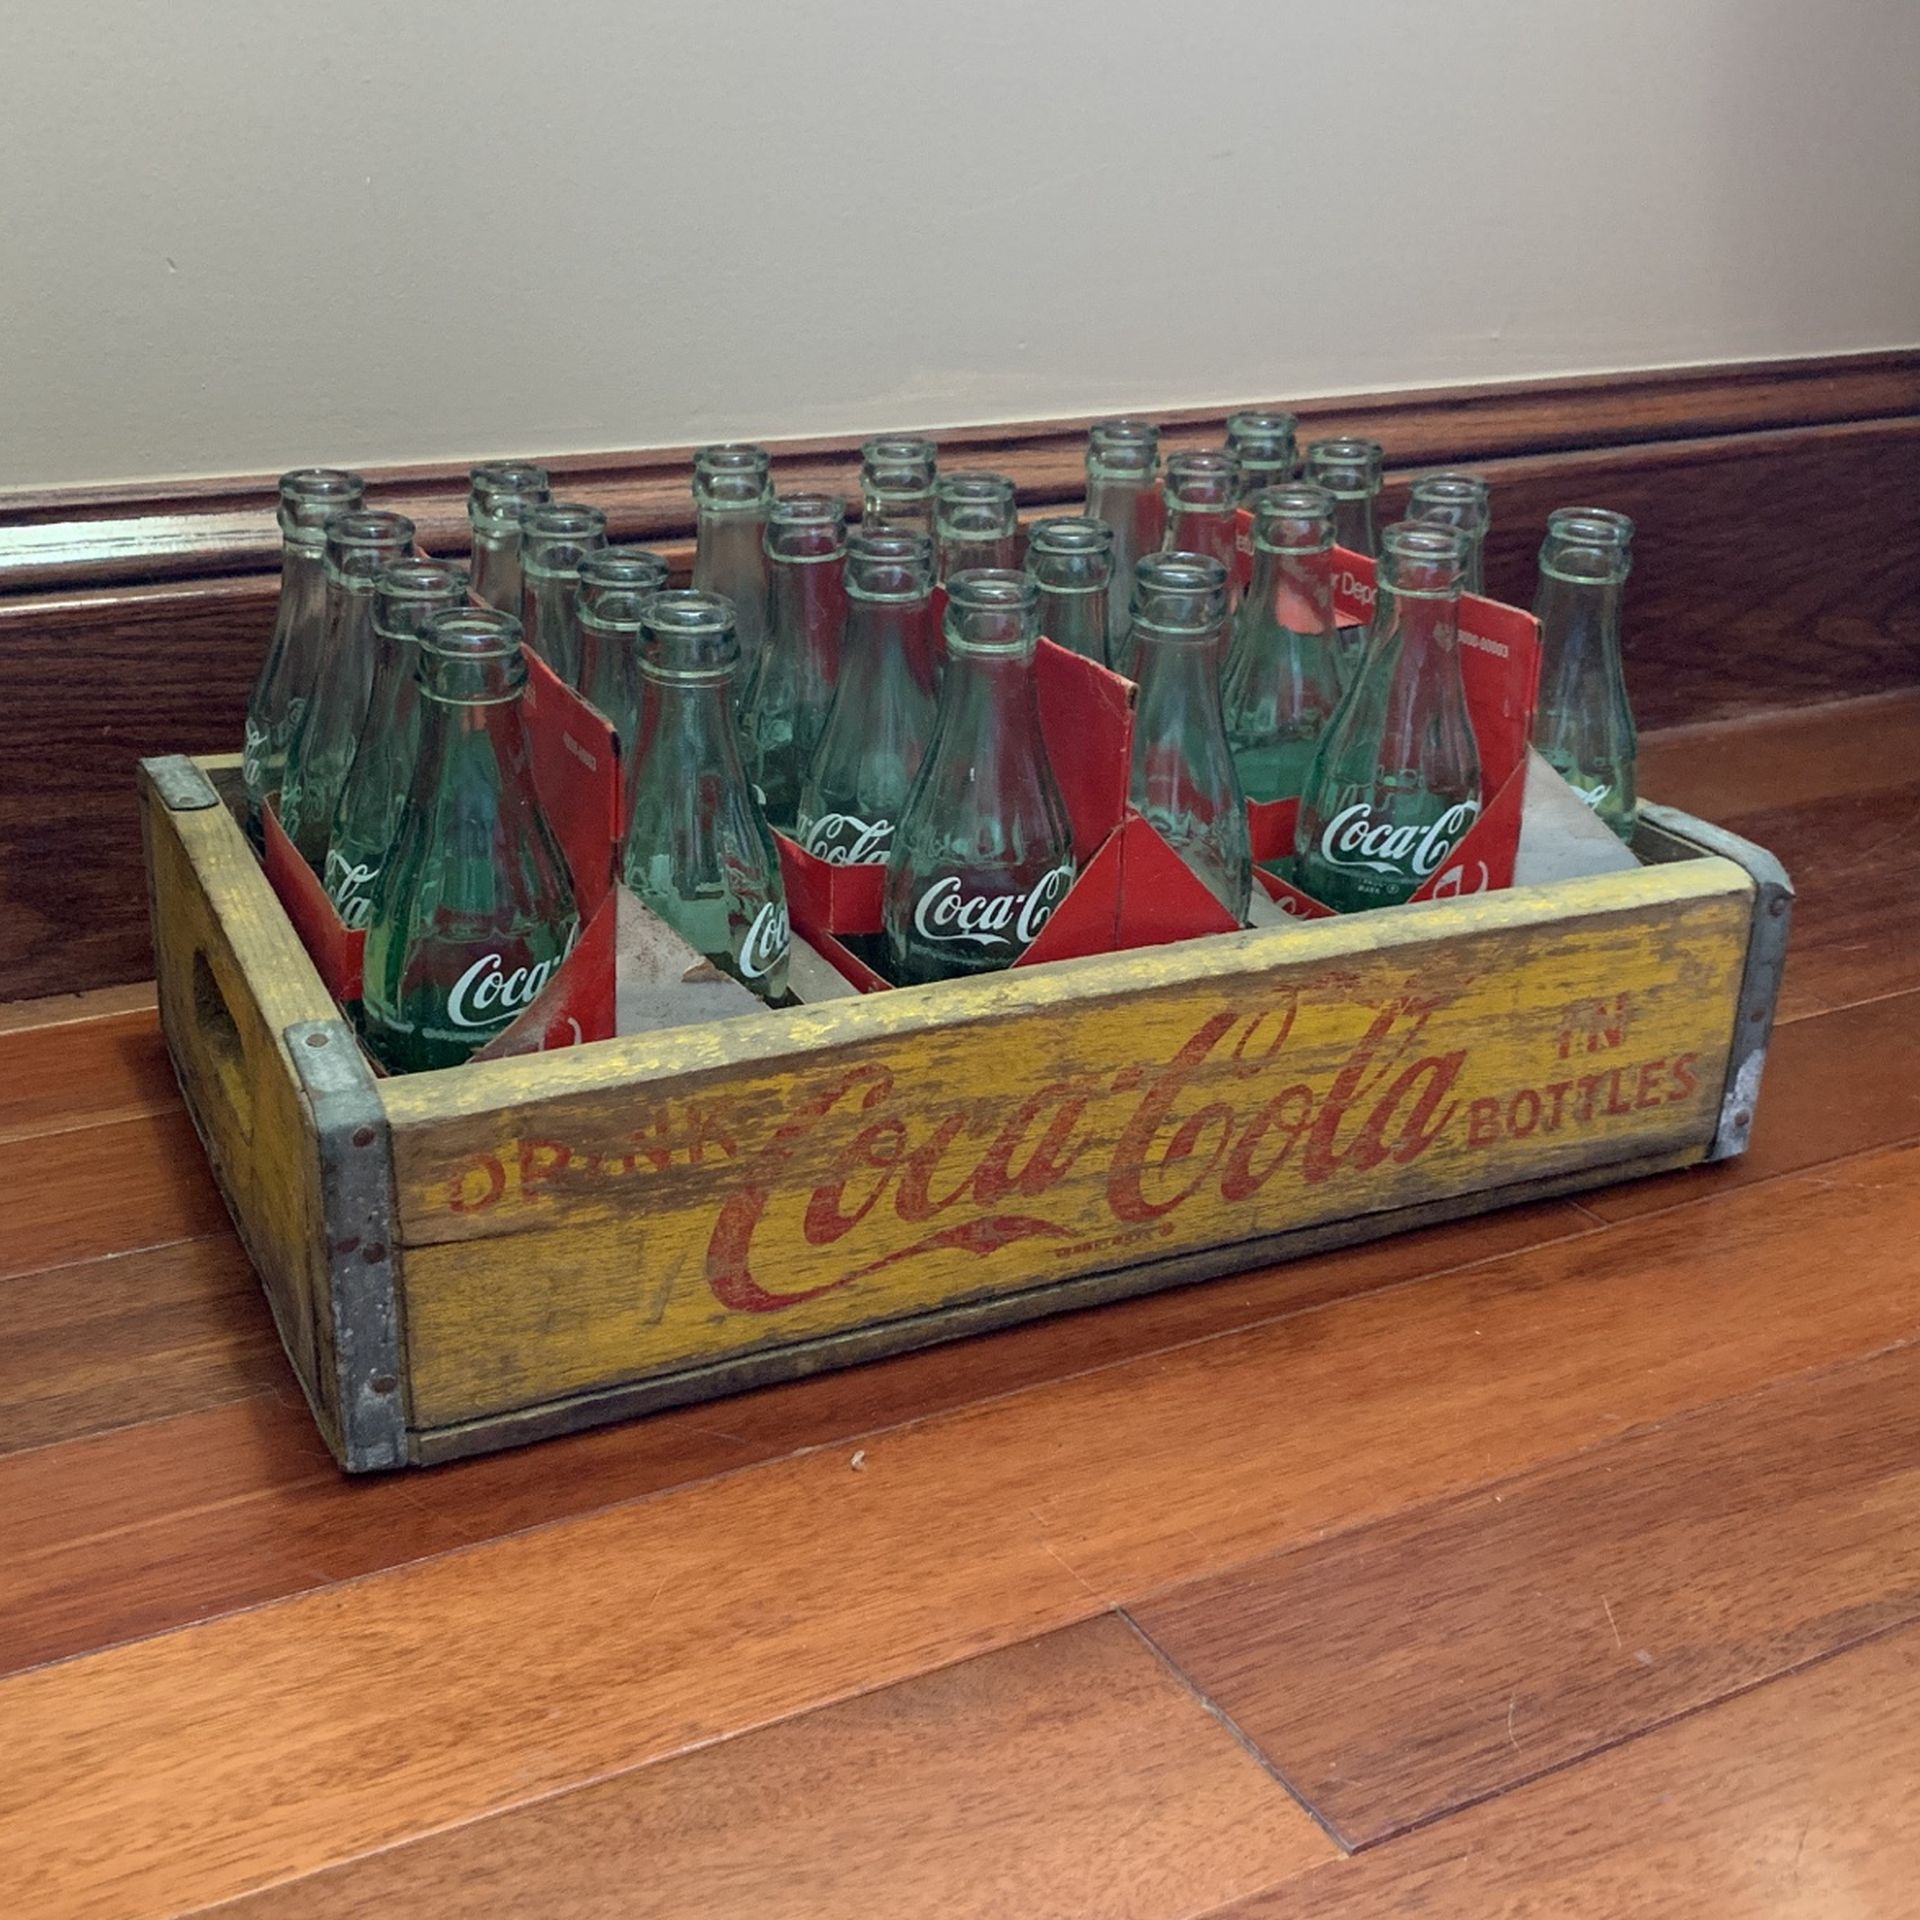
[694,444,775,511]
[579,546,671,591]
[468,462,553,530]
[375,559,470,602]
[1408,472,1491,532]
[1226,409,1300,456]
[861,434,938,469]
[846,529,935,600]
[1304,437,1386,496]
[577,586,659,632]
[639,588,739,680]
[1249,482,1336,551]
[1129,550,1229,633]
[419,606,528,703]
[523,503,610,578]
[1379,520,1467,595]
[324,510,416,584]
[943,567,1038,654]
[1165,450,1241,509]
[1026,516,1115,591]
[1547,505,1634,546]
[468,460,550,496]
[278,468,367,544]
[936,471,1017,503]
[1540,514,1635,580]
[525,502,608,540]
[766,491,848,563]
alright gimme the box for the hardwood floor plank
[0,1109,229,1282]
[1578,989,1920,1222]
[208,1615,1332,1920]
[3,1145,1918,1918]
[1211,1622,1920,1918]
[0,1236,287,1455]
[1136,1338,1920,1847]
[0,983,156,1036]
[0,1006,176,1147]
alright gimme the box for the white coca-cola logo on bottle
[801,812,893,865]
[323,850,378,932]
[738,898,790,981]
[1317,800,1479,880]
[446,948,568,1030]
[241,719,265,788]
[912,863,1075,950]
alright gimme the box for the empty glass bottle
[1407,472,1492,596]
[279,509,417,870]
[575,548,671,752]
[1222,484,1343,806]
[520,502,607,686]
[861,435,938,538]
[798,531,938,866]
[1304,438,1385,558]
[243,467,366,841]
[326,558,471,935]
[691,444,775,701]
[740,494,848,833]
[623,591,790,1001]
[934,472,1018,582]
[359,608,581,1073]
[1024,517,1115,666]
[466,461,550,614]
[1226,410,1300,497]
[1294,523,1482,912]
[1085,419,1164,658]
[1533,510,1638,842]
[1128,553,1251,920]
[885,571,1075,985]
[1161,451,1242,578]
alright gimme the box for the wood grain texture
[1137,1337,1920,1847]
[0,1004,176,1146]
[5,1141,1919,1917]
[209,1615,1332,1920]
[0,1235,285,1455]
[1212,1621,1920,1919]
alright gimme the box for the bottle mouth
[766,491,848,563]
[468,462,553,529]
[1548,505,1634,548]
[1226,411,1300,463]
[1407,473,1491,533]
[1129,551,1229,632]
[1379,521,1467,595]
[1165,451,1241,512]
[1086,418,1161,478]
[694,443,774,509]
[375,559,470,602]
[943,568,1038,655]
[1249,482,1335,553]
[1305,437,1385,497]
[639,588,739,679]
[419,606,528,702]
[579,546,671,593]
[936,472,1018,541]
[1541,515,1634,582]
[846,529,935,600]
[577,586,658,633]
[861,435,937,484]
[523,503,610,577]
[278,468,367,543]
[324,510,416,585]
[1026,516,1115,591]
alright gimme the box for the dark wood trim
[5,348,1916,593]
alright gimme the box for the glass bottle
[466,461,550,613]
[1084,419,1164,658]
[243,467,366,841]
[860,435,938,538]
[326,558,471,934]
[1407,472,1492,596]
[1293,523,1482,912]
[1303,438,1385,557]
[1222,483,1343,806]
[691,444,775,701]
[1225,410,1299,497]
[884,570,1075,986]
[740,494,848,833]
[359,608,581,1073]
[799,531,937,867]
[520,502,607,686]
[623,591,790,1001]
[1161,451,1242,576]
[1127,553,1251,921]
[575,547,671,752]
[279,509,417,870]
[934,472,1018,581]
[1024,516,1114,666]
[1533,510,1638,843]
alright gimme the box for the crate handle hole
[190,949,255,1138]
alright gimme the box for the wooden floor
[3,689,1919,1919]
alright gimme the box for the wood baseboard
[1,349,1915,1004]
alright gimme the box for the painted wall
[4,0,1917,487]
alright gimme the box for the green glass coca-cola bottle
[359,608,581,1073]
[1222,483,1342,806]
[326,558,471,933]
[691,444,775,703]
[861,435,938,538]
[1225,410,1299,497]
[798,530,937,866]
[1303,437,1385,557]
[1407,472,1491,595]
[243,467,366,843]
[1024,516,1114,665]
[520,502,607,686]
[1293,523,1482,912]
[1084,419,1163,659]
[934,472,1018,582]
[575,547,671,753]
[1533,508,1638,842]
[279,509,416,869]
[884,571,1075,985]
[1161,451,1242,577]
[623,591,790,1001]
[1128,553,1251,920]
[466,461,550,613]
[740,493,847,833]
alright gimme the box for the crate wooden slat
[140,755,1788,1471]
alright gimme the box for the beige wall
[4,0,1917,490]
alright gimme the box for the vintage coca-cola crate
[139,751,1789,1472]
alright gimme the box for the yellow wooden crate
[140,752,1789,1471]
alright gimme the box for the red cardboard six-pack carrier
[258,524,1543,1045]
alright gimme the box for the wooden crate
[140,751,1790,1472]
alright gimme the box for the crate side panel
[142,773,342,1443]
[396,876,1753,1427]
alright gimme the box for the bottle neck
[1331,496,1378,557]
[1537,569,1626,685]
[469,522,521,611]
[767,555,846,677]
[1368,577,1467,762]
[928,647,1047,788]
[847,593,933,691]
[1033,580,1109,662]
[1132,623,1230,714]
[277,542,330,637]
[632,669,747,802]
[1165,504,1239,572]
[862,486,934,539]
[324,576,379,667]
[691,512,771,646]
[1245,544,1332,636]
